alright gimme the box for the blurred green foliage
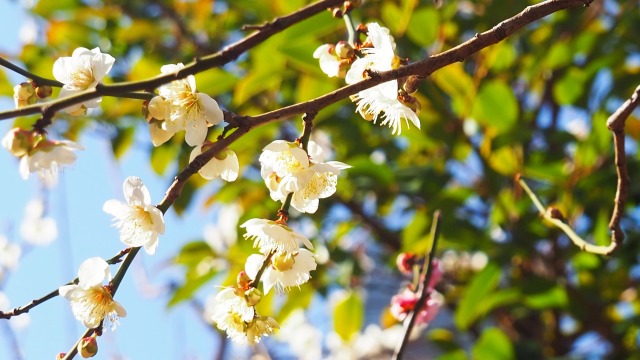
[3,0,640,358]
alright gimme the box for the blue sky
[0,2,231,359]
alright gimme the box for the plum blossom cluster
[314,22,421,135]
[212,139,349,342]
[259,140,349,213]
[4,47,116,184]
[390,254,444,327]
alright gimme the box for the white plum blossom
[241,218,313,254]
[210,287,256,343]
[259,140,310,180]
[245,249,317,293]
[18,139,84,187]
[245,316,279,345]
[58,257,126,329]
[19,198,57,246]
[52,47,115,112]
[148,63,224,146]
[103,176,165,255]
[313,44,342,77]
[189,145,239,181]
[260,140,349,213]
[345,22,420,135]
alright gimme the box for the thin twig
[605,84,640,247]
[518,84,640,255]
[0,248,130,320]
[393,210,441,360]
[0,58,63,88]
[517,176,617,255]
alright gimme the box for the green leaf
[406,7,439,47]
[436,350,468,360]
[150,143,179,176]
[553,68,586,105]
[431,63,475,117]
[472,80,518,133]
[486,42,516,72]
[110,127,134,160]
[401,207,431,253]
[485,145,522,176]
[472,328,515,360]
[455,264,501,330]
[174,241,215,265]
[333,290,364,342]
[524,286,568,309]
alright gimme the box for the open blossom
[210,287,256,343]
[390,288,444,326]
[260,140,349,213]
[16,139,83,187]
[246,316,279,345]
[58,257,126,329]
[52,47,115,112]
[189,144,239,181]
[148,63,224,146]
[0,235,21,272]
[345,23,420,135]
[241,218,313,254]
[103,176,165,255]
[245,249,317,293]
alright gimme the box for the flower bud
[403,76,421,94]
[399,94,421,114]
[2,128,35,157]
[237,271,252,289]
[77,336,98,358]
[244,287,262,307]
[56,353,67,360]
[396,252,416,275]
[35,85,53,99]
[335,41,354,59]
[13,82,37,108]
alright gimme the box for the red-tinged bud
[335,41,354,59]
[35,85,53,99]
[396,252,417,275]
[56,353,66,360]
[332,7,343,18]
[77,336,98,358]
[237,271,252,289]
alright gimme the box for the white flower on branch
[103,176,165,255]
[58,257,126,329]
[52,47,115,112]
[17,138,84,187]
[210,287,255,343]
[189,144,239,181]
[148,63,224,146]
[245,249,317,294]
[260,140,349,213]
[246,316,279,345]
[345,22,420,135]
[241,218,313,254]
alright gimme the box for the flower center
[272,252,296,271]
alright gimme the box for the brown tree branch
[0,0,344,122]
[605,84,640,247]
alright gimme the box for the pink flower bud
[396,252,416,275]
[77,336,98,358]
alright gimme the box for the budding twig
[393,210,441,360]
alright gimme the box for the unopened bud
[399,93,421,114]
[2,128,35,157]
[244,287,262,307]
[56,353,67,360]
[337,60,351,78]
[14,82,35,100]
[396,252,417,275]
[332,7,343,17]
[214,149,230,161]
[35,85,53,99]
[77,336,98,358]
[237,271,252,289]
[335,41,354,59]
[403,76,421,94]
